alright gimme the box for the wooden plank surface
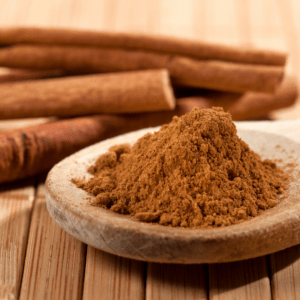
[0,180,35,300]
[83,247,145,300]
[0,1,300,300]
[19,179,86,300]
[209,257,272,300]
[270,245,300,300]
[146,263,207,300]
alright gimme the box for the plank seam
[17,175,40,299]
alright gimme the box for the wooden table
[1,0,300,299]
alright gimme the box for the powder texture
[74,107,288,228]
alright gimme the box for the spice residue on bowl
[73,107,289,228]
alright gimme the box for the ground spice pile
[74,107,289,228]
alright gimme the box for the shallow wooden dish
[45,127,300,264]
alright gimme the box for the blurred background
[0,0,299,119]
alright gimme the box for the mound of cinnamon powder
[74,107,289,228]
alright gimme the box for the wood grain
[235,0,252,47]
[83,246,145,300]
[0,0,300,299]
[19,180,86,300]
[209,257,271,300]
[270,245,300,300]
[0,180,35,300]
[146,263,207,300]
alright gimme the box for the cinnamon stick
[225,75,298,120]
[169,56,283,93]
[178,75,298,120]
[0,69,175,119]
[0,27,286,65]
[0,44,284,93]
[0,75,297,184]
[0,99,200,184]
[0,68,64,83]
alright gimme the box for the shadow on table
[147,243,300,298]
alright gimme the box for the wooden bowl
[45,127,300,264]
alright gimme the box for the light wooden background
[1,0,300,299]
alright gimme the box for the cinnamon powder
[74,107,289,228]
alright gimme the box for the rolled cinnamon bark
[0,68,64,83]
[0,69,175,119]
[224,75,298,120]
[0,27,286,65]
[0,99,199,184]
[0,45,167,72]
[178,75,298,120]
[0,75,297,184]
[0,118,53,131]
[0,44,284,93]
[169,56,283,93]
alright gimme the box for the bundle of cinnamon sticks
[0,27,298,184]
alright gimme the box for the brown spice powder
[74,107,289,228]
